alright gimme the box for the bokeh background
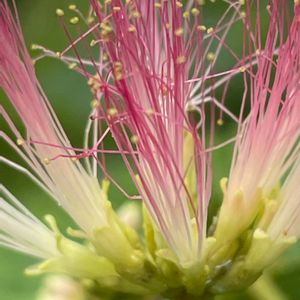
[0,0,300,299]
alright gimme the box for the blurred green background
[0,1,300,299]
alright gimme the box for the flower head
[216,1,300,243]
[1,0,300,299]
[89,0,215,266]
[0,0,144,276]
[0,0,109,234]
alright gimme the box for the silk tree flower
[89,0,212,267]
[0,0,143,280]
[1,0,300,300]
[215,0,300,249]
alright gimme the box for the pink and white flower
[216,1,300,244]
[1,0,300,297]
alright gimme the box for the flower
[1,0,300,299]
[0,0,143,278]
[216,1,300,245]
[212,0,300,291]
[89,0,213,267]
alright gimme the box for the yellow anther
[176,1,183,8]
[131,135,139,144]
[175,27,184,36]
[68,4,77,10]
[55,51,61,57]
[132,10,141,18]
[183,11,190,19]
[217,119,224,126]
[207,52,215,61]
[91,99,100,108]
[239,66,246,73]
[154,2,161,8]
[31,43,40,50]
[68,62,77,69]
[207,27,214,34]
[115,72,123,81]
[114,61,123,70]
[198,0,205,5]
[87,16,95,24]
[43,158,50,165]
[70,16,79,25]
[100,22,113,41]
[90,39,97,47]
[176,55,186,64]
[197,25,206,31]
[113,6,121,12]
[55,8,65,17]
[191,8,200,16]
[16,138,24,146]
[102,52,108,61]
[240,11,246,18]
[100,22,113,32]
[108,108,118,116]
[87,75,102,92]
[101,30,111,40]
[128,25,136,32]
[146,108,154,116]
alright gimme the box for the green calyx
[25,179,297,300]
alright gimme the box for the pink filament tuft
[88,0,217,260]
[0,1,109,234]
